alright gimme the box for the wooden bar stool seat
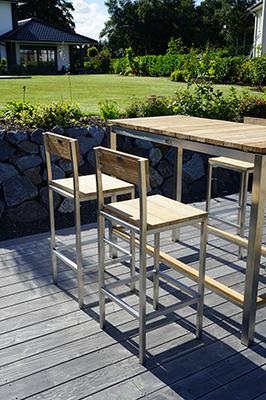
[207,156,254,258]
[95,147,208,364]
[105,194,206,231]
[208,157,254,172]
[50,174,134,201]
[43,132,134,309]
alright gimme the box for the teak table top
[110,115,266,154]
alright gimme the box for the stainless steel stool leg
[74,196,84,309]
[130,230,136,292]
[98,213,106,329]
[238,171,249,258]
[48,187,57,284]
[196,218,207,338]
[206,163,213,213]
[139,230,147,364]
[153,233,160,310]
[109,195,118,259]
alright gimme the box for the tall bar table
[109,115,266,346]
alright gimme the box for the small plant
[3,100,83,129]
[170,69,190,82]
[99,100,120,121]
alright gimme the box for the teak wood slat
[105,194,207,231]
[114,228,266,307]
[208,157,254,171]
[110,115,266,154]
[43,132,79,161]
[51,174,134,200]
[95,146,149,185]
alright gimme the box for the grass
[0,74,264,114]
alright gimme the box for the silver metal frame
[109,123,266,348]
[95,146,208,365]
[43,132,134,309]
[206,159,253,258]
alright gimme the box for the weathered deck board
[0,195,265,400]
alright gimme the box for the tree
[17,0,75,31]
[101,0,197,55]
[196,0,256,53]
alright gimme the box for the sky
[72,0,108,40]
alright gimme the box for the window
[20,46,56,69]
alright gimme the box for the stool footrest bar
[103,237,131,256]
[101,288,139,319]
[53,249,77,271]
[159,271,199,297]
[146,297,199,321]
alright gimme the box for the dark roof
[0,18,97,44]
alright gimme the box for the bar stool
[43,132,134,308]
[95,147,208,364]
[206,156,254,257]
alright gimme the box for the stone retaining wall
[0,125,241,240]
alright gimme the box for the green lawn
[0,74,264,114]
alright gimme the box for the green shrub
[3,101,83,128]
[125,96,171,118]
[111,52,266,86]
[239,96,266,118]
[99,100,120,121]
[0,59,7,74]
[170,69,189,82]
[84,48,111,73]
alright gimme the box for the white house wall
[0,44,7,59]
[0,1,13,35]
[262,0,266,54]
[57,44,70,71]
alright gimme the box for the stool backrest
[43,132,80,194]
[95,147,149,230]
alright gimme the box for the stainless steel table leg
[241,154,266,346]
[109,127,118,258]
[238,171,249,258]
[206,163,213,213]
[172,146,183,242]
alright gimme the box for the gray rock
[7,201,48,223]
[17,141,39,154]
[165,148,192,165]
[165,148,176,165]
[149,168,164,188]
[30,128,44,145]
[42,164,65,181]
[58,198,74,213]
[51,126,64,135]
[149,147,162,167]
[58,159,73,173]
[24,167,42,185]
[3,175,38,207]
[40,187,61,210]
[16,155,42,171]
[183,153,205,183]
[162,177,174,198]
[40,145,59,162]
[65,127,87,138]
[158,160,172,178]
[78,136,97,156]
[0,130,6,140]
[0,142,16,162]
[0,162,19,184]
[87,126,105,144]
[135,139,153,150]
[87,151,96,168]
[6,130,28,145]
[0,201,4,219]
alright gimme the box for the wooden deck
[0,194,266,400]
